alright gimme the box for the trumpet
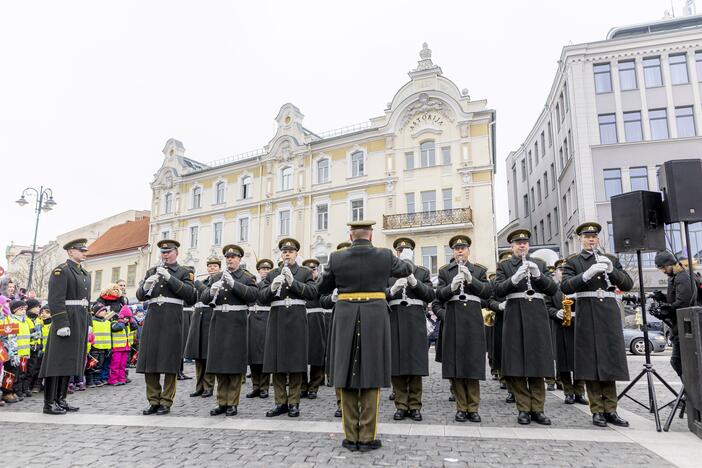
[276,260,289,297]
[522,254,535,298]
[591,248,616,292]
[562,296,573,327]
[146,262,164,296]
[457,259,467,301]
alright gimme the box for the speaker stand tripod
[617,249,679,432]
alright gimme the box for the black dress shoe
[43,402,67,415]
[210,405,228,416]
[246,389,261,398]
[547,384,556,391]
[260,389,269,398]
[358,440,382,452]
[57,399,79,412]
[409,409,422,421]
[190,390,204,397]
[143,404,160,415]
[564,394,575,404]
[455,411,467,422]
[393,409,408,420]
[517,411,531,425]
[226,406,238,416]
[288,404,300,417]
[530,412,551,425]
[389,392,395,401]
[266,404,289,417]
[342,439,359,452]
[574,395,589,405]
[592,413,607,427]
[505,392,515,403]
[308,392,317,400]
[467,412,481,423]
[156,405,170,415]
[334,407,342,418]
[201,390,213,398]
[604,412,629,427]
[448,394,456,402]
[300,390,309,399]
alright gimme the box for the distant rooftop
[607,13,702,40]
[87,217,149,258]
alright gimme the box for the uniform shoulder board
[438,263,452,271]
[416,265,431,275]
[53,262,67,275]
[473,262,488,271]
[565,253,579,261]
[243,270,254,277]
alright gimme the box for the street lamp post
[16,186,57,291]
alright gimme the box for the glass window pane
[441,147,451,165]
[618,60,637,90]
[598,114,618,144]
[676,106,696,137]
[420,141,436,167]
[421,246,438,275]
[442,188,452,210]
[406,193,415,213]
[421,190,436,212]
[593,63,612,93]
[623,111,643,142]
[405,152,414,170]
[352,151,364,176]
[649,109,669,140]
[669,54,689,85]
[644,57,663,87]
[630,166,649,191]
[604,168,622,199]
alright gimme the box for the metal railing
[383,208,473,230]
[206,147,267,168]
[310,121,373,140]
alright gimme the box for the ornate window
[241,175,252,199]
[316,158,330,184]
[420,141,436,167]
[163,193,173,214]
[215,181,225,204]
[191,186,202,209]
[280,166,293,191]
[351,151,364,177]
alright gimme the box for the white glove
[597,256,614,273]
[511,264,529,285]
[223,270,235,287]
[583,263,608,282]
[143,274,159,290]
[56,327,71,337]
[156,266,171,281]
[390,278,408,295]
[210,280,223,295]
[270,275,285,292]
[399,248,414,262]
[458,265,473,283]
[331,288,338,303]
[451,273,464,292]
[527,261,541,278]
[498,301,506,311]
[556,309,564,320]
[406,274,417,287]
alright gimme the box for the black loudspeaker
[658,159,702,223]
[678,307,702,439]
[611,190,666,253]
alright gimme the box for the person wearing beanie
[24,299,43,393]
[107,305,136,385]
[86,306,111,388]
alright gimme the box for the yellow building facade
[147,44,497,277]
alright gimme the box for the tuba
[562,296,573,327]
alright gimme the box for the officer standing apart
[652,251,697,378]
[435,235,492,423]
[246,258,274,399]
[40,239,91,415]
[259,238,317,418]
[301,258,326,400]
[185,256,220,398]
[136,240,197,415]
[201,244,258,416]
[387,237,435,422]
[495,229,558,426]
[561,222,633,427]
[318,220,413,452]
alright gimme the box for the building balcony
[382,208,473,234]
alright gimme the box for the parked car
[623,328,667,355]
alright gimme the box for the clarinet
[522,254,535,297]
[592,248,616,292]
[457,259,467,301]
[146,262,164,296]
[276,260,289,297]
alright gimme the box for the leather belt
[447,295,482,304]
[573,291,618,300]
[249,305,270,312]
[146,296,184,307]
[338,292,386,301]
[306,307,324,314]
[214,304,249,312]
[388,298,425,307]
[271,299,307,308]
[65,299,89,306]
[506,292,545,301]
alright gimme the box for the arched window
[163,193,173,214]
[192,186,202,209]
[215,181,225,204]
[280,166,293,191]
[351,151,364,177]
[420,140,436,167]
[241,176,252,199]
[317,158,330,184]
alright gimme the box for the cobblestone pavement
[1,350,698,467]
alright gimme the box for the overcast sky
[0,0,678,269]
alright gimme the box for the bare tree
[11,255,55,299]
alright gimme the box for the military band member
[492,251,514,403]
[185,257,220,398]
[435,235,492,423]
[259,238,318,418]
[246,258,274,399]
[136,239,197,415]
[178,267,195,381]
[561,223,633,427]
[318,220,413,452]
[495,229,558,425]
[200,244,258,416]
[387,237,435,421]
[40,238,91,415]
[301,258,326,399]
[546,259,587,405]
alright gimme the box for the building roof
[87,217,150,258]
